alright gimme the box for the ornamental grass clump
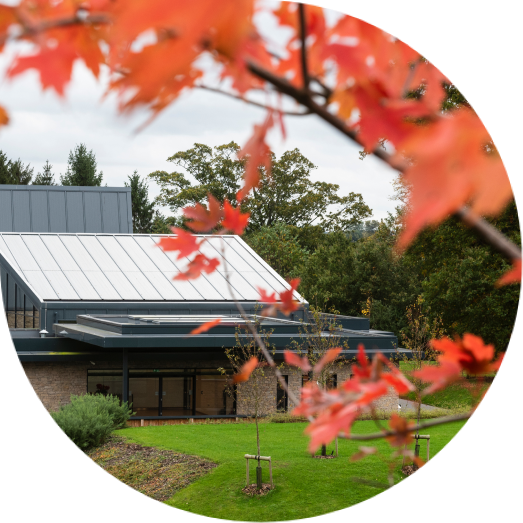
[51,394,134,450]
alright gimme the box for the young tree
[60,144,103,186]
[125,170,156,233]
[0,151,33,184]
[33,160,56,185]
[219,318,275,488]
[290,307,345,457]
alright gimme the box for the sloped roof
[0,233,304,303]
[0,185,132,234]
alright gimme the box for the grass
[398,361,492,410]
[117,418,466,520]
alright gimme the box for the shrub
[51,394,134,450]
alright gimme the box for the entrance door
[161,376,194,416]
[129,377,159,417]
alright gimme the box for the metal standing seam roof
[0,233,306,303]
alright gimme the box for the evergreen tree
[0,150,33,184]
[33,160,57,185]
[125,171,156,233]
[60,143,103,186]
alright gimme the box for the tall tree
[150,143,372,233]
[0,151,33,184]
[33,160,56,185]
[125,170,156,233]
[60,143,103,186]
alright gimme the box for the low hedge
[51,394,134,450]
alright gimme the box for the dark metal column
[122,348,129,406]
[14,283,17,328]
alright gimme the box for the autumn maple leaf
[174,253,220,280]
[157,228,200,259]
[284,350,312,372]
[221,199,250,235]
[386,414,414,447]
[496,259,521,287]
[237,111,274,202]
[313,347,342,374]
[183,194,223,233]
[190,318,221,335]
[232,357,259,384]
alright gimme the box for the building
[1,185,403,424]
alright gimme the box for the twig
[195,86,310,116]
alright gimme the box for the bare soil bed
[87,435,217,501]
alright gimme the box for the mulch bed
[242,483,274,497]
[312,455,336,459]
[401,465,416,476]
[87,435,217,501]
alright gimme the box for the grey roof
[0,185,133,234]
[0,233,305,303]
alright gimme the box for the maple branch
[196,86,311,116]
[298,3,310,90]
[454,206,521,261]
[340,411,471,441]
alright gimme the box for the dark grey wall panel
[0,185,132,234]
[66,192,85,232]
[48,192,67,232]
[84,192,103,233]
[12,191,30,232]
[118,192,131,233]
[30,191,49,232]
[102,193,119,233]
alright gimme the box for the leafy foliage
[51,394,134,450]
[61,143,103,186]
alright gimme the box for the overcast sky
[0,10,399,222]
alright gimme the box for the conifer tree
[60,143,103,186]
[0,150,33,184]
[33,160,56,185]
[125,170,156,233]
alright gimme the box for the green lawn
[119,419,466,520]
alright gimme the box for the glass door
[129,377,160,416]
[161,376,194,416]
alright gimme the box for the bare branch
[298,4,310,90]
[195,86,311,116]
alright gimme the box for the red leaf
[350,446,377,462]
[157,228,200,259]
[386,414,414,447]
[174,253,220,280]
[232,357,259,384]
[0,105,8,127]
[190,318,221,335]
[257,288,277,303]
[183,194,223,233]
[413,360,462,395]
[496,260,521,287]
[278,278,300,315]
[8,43,77,96]
[284,350,311,372]
[313,347,342,374]
[222,199,250,235]
[237,111,274,202]
[396,109,512,250]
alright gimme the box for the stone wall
[22,358,399,414]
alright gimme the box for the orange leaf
[183,194,223,233]
[284,350,311,372]
[157,228,200,259]
[396,109,512,249]
[221,199,250,235]
[257,287,277,303]
[386,413,414,447]
[8,43,77,96]
[278,278,300,315]
[0,105,9,127]
[232,357,259,384]
[496,260,521,287]
[190,318,221,335]
[313,347,342,374]
[413,360,462,395]
[350,446,377,462]
[174,253,220,280]
[237,111,274,202]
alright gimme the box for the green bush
[51,394,134,450]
